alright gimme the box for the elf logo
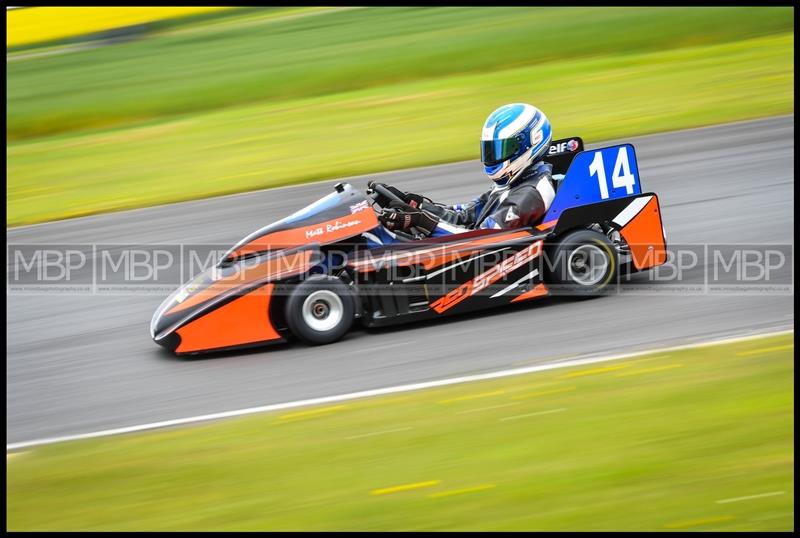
[548,139,580,155]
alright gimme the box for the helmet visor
[481,136,521,166]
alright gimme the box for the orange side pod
[167,250,312,316]
[619,196,667,271]
[175,283,281,354]
[510,282,548,303]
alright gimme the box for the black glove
[389,187,425,209]
[369,182,428,209]
[380,207,439,235]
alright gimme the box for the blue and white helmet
[480,103,552,186]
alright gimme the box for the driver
[370,103,556,244]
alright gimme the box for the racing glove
[370,182,429,209]
[380,207,439,236]
[395,189,426,210]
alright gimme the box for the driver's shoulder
[510,161,553,190]
[524,160,554,179]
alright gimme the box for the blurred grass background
[7,333,794,530]
[6,7,235,48]
[6,7,794,226]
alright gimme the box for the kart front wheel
[285,276,355,345]
[545,229,618,297]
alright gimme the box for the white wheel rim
[302,290,344,332]
[567,244,609,286]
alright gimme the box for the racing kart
[151,137,667,354]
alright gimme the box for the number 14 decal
[588,147,636,199]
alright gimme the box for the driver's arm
[420,193,488,228]
[371,182,487,229]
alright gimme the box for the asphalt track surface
[7,116,794,445]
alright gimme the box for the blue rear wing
[544,144,642,222]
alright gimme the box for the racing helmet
[480,103,552,187]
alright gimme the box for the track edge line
[6,326,794,452]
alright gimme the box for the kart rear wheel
[285,276,355,345]
[545,229,617,297]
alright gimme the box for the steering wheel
[366,181,432,240]
[367,181,411,209]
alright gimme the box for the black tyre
[544,229,618,297]
[285,276,355,345]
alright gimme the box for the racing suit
[367,160,556,247]
[422,160,556,232]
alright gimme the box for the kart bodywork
[151,137,667,354]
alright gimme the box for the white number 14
[588,147,636,199]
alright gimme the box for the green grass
[6,7,794,226]
[7,333,794,531]
[7,7,792,140]
[7,32,794,226]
